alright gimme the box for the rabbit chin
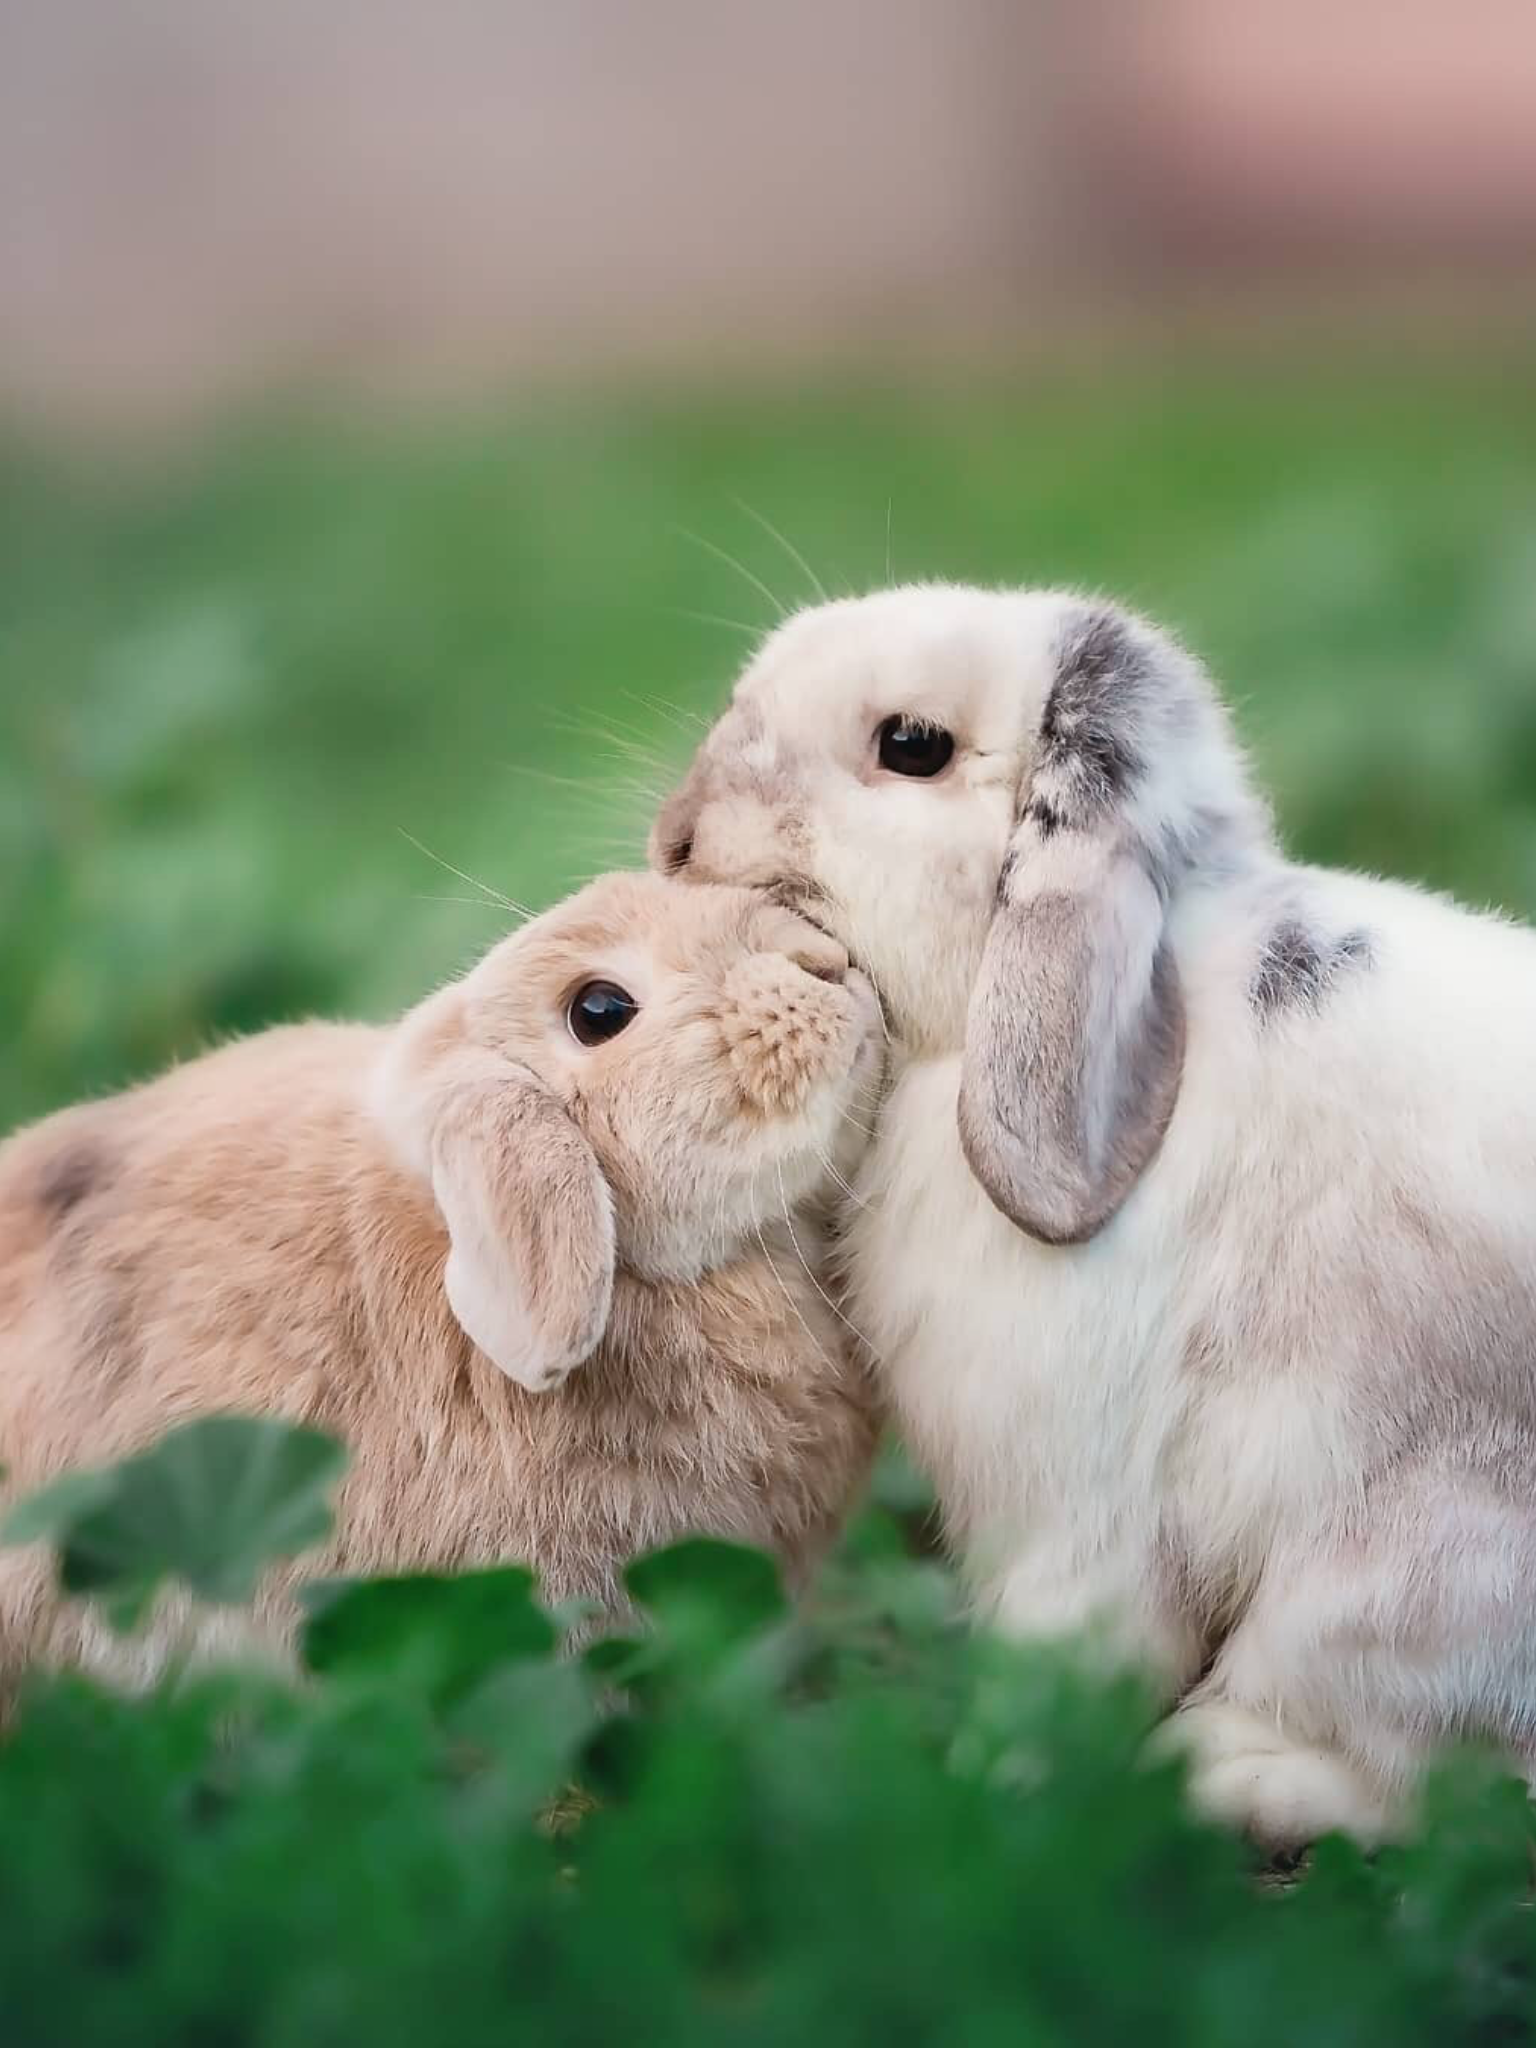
[620,1040,883,1285]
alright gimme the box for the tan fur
[0,873,881,1686]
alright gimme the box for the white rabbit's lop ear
[375,1009,615,1391]
[959,602,1235,1244]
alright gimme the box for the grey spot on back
[37,1160,145,1392]
[1252,920,1373,1021]
[36,1140,112,1223]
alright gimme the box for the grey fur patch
[659,825,694,873]
[36,1141,111,1222]
[1252,921,1372,1020]
[1036,607,1153,815]
[1022,792,1064,839]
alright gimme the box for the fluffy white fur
[654,583,1536,1848]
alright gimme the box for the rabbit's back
[0,1024,525,1677]
[848,859,1536,1639]
[0,1025,436,1492]
[0,1023,876,1681]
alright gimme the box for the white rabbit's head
[653,586,1269,1243]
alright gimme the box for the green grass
[4,362,1536,1139]
[6,1418,1536,2047]
[5,370,1536,2040]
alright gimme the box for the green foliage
[2,1416,346,1627]
[4,1422,1536,2043]
[6,371,1536,2037]
[302,1566,555,1706]
[5,366,1536,1134]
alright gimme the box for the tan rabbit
[0,872,882,1686]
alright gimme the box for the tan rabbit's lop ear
[377,1010,615,1391]
[959,604,1205,1244]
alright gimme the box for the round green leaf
[5,1416,347,1629]
[302,1567,555,1705]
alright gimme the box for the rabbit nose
[718,945,858,1116]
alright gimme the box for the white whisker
[712,1174,736,1270]
[411,894,519,913]
[621,689,708,741]
[665,606,764,639]
[673,526,787,622]
[497,761,605,795]
[547,707,676,763]
[730,496,829,605]
[813,1142,869,1211]
[752,1220,846,1380]
[774,1161,882,1363]
[396,830,537,920]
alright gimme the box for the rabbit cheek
[690,792,810,891]
[718,957,856,1119]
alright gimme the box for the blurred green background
[5,362,1536,1135]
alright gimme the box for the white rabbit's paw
[1162,1702,1392,1850]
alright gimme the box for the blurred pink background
[3,0,1534,430]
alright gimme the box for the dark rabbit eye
[567,981,639,1047]
[876,715,955,778]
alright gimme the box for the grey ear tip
[1014,1202,1111,1248]
[957,1087,1115,1247]
[975,1165,1120,1248]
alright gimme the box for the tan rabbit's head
[375,871,881,1390]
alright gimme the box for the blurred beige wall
[1,0,1533,428]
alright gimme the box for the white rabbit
[0,872,881,1687]
[653,583,1536,1847]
